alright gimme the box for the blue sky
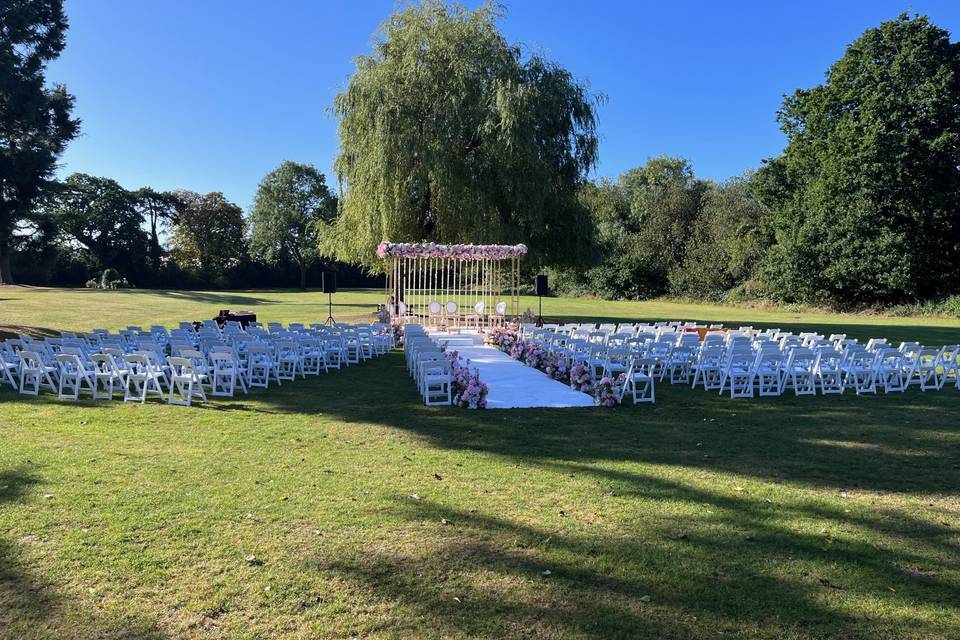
[50,0,960,210]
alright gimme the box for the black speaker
[322,272,337,294]
[535,274,549,296]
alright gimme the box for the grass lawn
[1,287,959,639]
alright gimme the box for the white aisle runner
[451,345,594,409]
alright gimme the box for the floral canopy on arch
[377,241,527,261]
[380,240,525,324]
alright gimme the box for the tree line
[548,13,960,310]
[0,1,367,290]
[6,162,370,290]
[3,1,960,311]
[326,4,960,311]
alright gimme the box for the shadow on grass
[0,467,167,639]
[4,349,960,637]
[72,350,952,637]
[310,494,957,639]
[0,325,63,340]
[200,352,960,493]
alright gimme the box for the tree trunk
[0,250,13,285]
[299,264,307,291]
[149,218,161,267]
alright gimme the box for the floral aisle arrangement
[444,350,489,409]
[593,374,626,407]
[500,339,622,408]
[489,325,518,352]
[569,361,594,393]
[488,325,624,408]
[520,342,546,369]
[374,308,404,346]
[544,352,570,382]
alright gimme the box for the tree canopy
[169,191,247,284]
[250,161,337,289]
[48,173,149,282]
[0,0,79,284]
[755,13,960,305]
[328,0,601,270]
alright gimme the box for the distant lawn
[2,285,959,344]
[1,287,959,639]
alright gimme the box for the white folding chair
[421,357,452,406]
[621,357,655,404]
[56,353,95,400]
[780,348,817,396]
[813,350,844,394]
[122,354,165,403]
[17,350,57,396]
[167,356,208,406]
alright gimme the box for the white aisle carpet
[451,345,595,409]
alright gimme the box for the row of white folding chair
[703,340,942,399]
[5,324,383,402]
[402,326,452,405]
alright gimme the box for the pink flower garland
[377,241,528,261]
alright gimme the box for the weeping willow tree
[326,0,601,270]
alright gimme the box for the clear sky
[49,0,960,211]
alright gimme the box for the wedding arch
[379,241,526,326]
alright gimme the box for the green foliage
[0,0,79,284]
[672,176,771,300]
[756,14,960,305]
[329,0,600,270]
[251,161,336,289]
[47,173,149,283]
[169,191,247,284]
[887,295,960,318]
[555,157,713,300]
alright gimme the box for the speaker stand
[325,292,335,326]
[536,294,543,327]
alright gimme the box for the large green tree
[169,191,247,283]
[755,14,960,304]
[328,0,600,269]
[49,173,148,282]
[0,0,79,284]
[561,157,707,300]
[250,161,336,290]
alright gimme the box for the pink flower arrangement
[593,374,626,407]
[377,241,528,261]
[445,350,488,409]
[570,362,594,393]
[545,352,570,382]
[490,324,518,352]
[521,342,546,369]
[509,338,525,360]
